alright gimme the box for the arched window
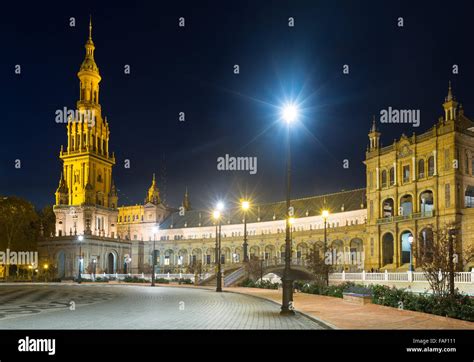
[428,156,435,176]
[381,170,387,188]
[389,167,395,186]
[465,186,474,208]
[418,159,425,178]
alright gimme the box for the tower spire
[446,81,453,102]
[370,115,377,132]
[182,187,191,211]
[89,15,93,42]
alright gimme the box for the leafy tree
[306,244,333,286]
[413,222,474,297]
[0,196,41,277]
[39,205,56,238]
[186,260,203,276]
[0,196,39,251]
[244,255,264,280]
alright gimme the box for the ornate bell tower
[54,20,118,238]
[57,18,116,208]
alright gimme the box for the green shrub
[239,278,279,289]
[179,278,193,285]
[240,278,256,287]
[295,281,356,298]
[255,280,279,289]
[123,276,147,283]
[371,285,473,322]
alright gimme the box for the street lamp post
[213,203,224,292]
[215,217,219,267]
[281,103,298,315]
[43,263,49,282]
[322,210,329,286]
[77,235,84,284]
[448,227,456,296]
[151,226,158,286]
[241,200,250,263]
[91,259,97,281]
[408,234,414,272]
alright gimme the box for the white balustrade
[329,271,472,284]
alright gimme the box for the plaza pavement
[221,286,474,330]
[0,284,324,329]
[0,282,472,329]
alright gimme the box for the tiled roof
[159,188,366,230]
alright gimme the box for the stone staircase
[380,263,413,272]
[396,263,410,272]
[224,267,247,287]
[380,263,397,272]
[199,266,243,287]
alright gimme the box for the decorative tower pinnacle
[368,115,381,150]
[78,17,101,108]
[55,172,69,205]
[182,187,191,211]
[109,179,118,209]
[146,174,161,205]
[443,81,459,122]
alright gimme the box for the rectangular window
[465,186,474,208]
[444,149,450,171]
[369,200,374,220]
[370,238,374,257]
[403,165,410,183]
[466,196,474,208]
[445,183,451,208]
[466,153,470,174]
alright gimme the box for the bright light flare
[216,201,225,211]
[281,103,299,124]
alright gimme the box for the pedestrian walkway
[223,287,474,329]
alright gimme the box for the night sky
[2,0,474,211]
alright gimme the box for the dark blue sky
[2,0,474,211]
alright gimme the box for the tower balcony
[376,210,435,225]
[60,147,115,162]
